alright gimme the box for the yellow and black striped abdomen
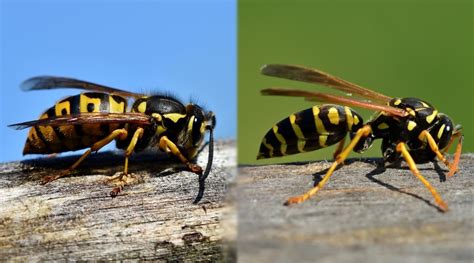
[257,104,363,159]
[23,92,128,155]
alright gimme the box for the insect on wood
[9,76,216,202]
[257,64,463,212]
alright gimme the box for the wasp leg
[440,131,463,177]
[285,125,372,205]
[110,127,144,197]
[419,130,457,176]
[333,136,346,160]
[41,128,129,185]
[448,133,463,177]
[158,136,203,174]
[396,142,448,212]
[442,129,462,154]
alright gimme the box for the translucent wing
[9,112,152,130]
[261,88,407,117]
[21,76,145,98]
[261,64,393,103]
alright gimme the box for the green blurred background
[238,0,472,165]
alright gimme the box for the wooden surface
[0,140,236,261]
[237,154,474,263]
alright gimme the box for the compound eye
[191,115,204,146]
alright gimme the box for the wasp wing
[261,64,393,103]
[262,88,406,117]
[21,76,145,98]
[9,112,152,130]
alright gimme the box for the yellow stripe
[289,114,305,139]
[406,108,416,117]
[273,125,287,155]
[421,101,430,108]
[80,94,101,113]
[55,100,70,116]
[393,99,401,106]
[164,113,186,123]
[109,96,125,113]
[319,135,328,147]
[437,124,446,139]
[426,110,438,124]
[407,120,417,131]
[328,107,340,125]
[187,116,195,133]
[137,101,147,113]
[377,123,389,130]
[151,113,162,121]
[344,107,354,131]
[353,115,360,125]
[156,125,167,135]
[262,137,274,157]
[312,106,327,133]
[297,139,306,153]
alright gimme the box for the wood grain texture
[0,140,236,261]
[237,154,474,263]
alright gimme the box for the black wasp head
[353,134,374,153]
[185,104,215,148]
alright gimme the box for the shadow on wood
[0,140,236,261]
[237,154,474,262]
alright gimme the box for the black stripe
[74,125,84,137]
[303,139,325,152]
[100,124,110,135]
[284,144,301,155]
[69,94,81,114]
[112,95,128,110]
[258,143,271,158]
[326,133,346,146]
[46,107,67,145]
[25,137,40,152]
[295,108,317,139]
[67,95,84,137]
[275,117,297,146]
[34,126,52,153]
[82,92,110,112]
[263,128,283,157]
[318,105,346,133]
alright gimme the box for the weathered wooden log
[0,140,236,261]
[237,154,474,262]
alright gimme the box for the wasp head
[182,104,216,159]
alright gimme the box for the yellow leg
[285,125,372,205]
[442,130,462,154]
[440,131,463,177]
[41,128,128,184]
[448,134,463,177]
[419,130,456,175]
[110,128,144,197]
[123,127,144,175]
[396,142,448,212]
[333,136,346,160]
[159,136,203,174]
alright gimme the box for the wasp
[257,64,463,212]
[9,76,216,200]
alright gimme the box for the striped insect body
[258,64,463,212]
[10,76,215,201]
[258,104,364,159]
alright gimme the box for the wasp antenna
[193,126,214,204]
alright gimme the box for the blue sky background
[0,0,236,162]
